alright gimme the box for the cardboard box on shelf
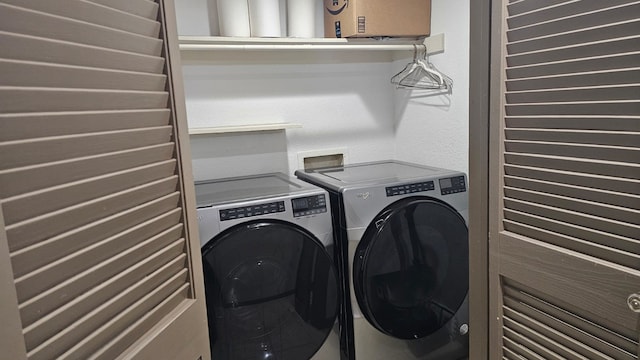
[323,0,431,38]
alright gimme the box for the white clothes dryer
[296,160,469,360]
[195,173,341,360]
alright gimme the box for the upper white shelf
[178,33,444,54]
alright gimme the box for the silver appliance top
[295,160,460,191]
[195,173,320,208]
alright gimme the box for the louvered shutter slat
[503,218,639,270]
[18,236,185,329]
[23,252,186,351]
[15,225,184,318]
[0,33,165,73]
[504,164,639,194]
[503,208,638,255]
[6,177,179,253]
[0,143,175,199]
[0,60,168,91]
[503,283,638,356]
[1,0,208,358]
[2,160,177,225]
[505,141,638,163]
[504,176,639,208]
[503,297,636,360]
[504,153,638,179]
[1,0,161,37]
[506,69,640,92]
[16,217,182,304]
[495,2,640,357]
[507,4,640,42]
[88,0,159,20]
[504,198,638,239]
[1,4,163,56]
[507,54,640,81]
[507,21,640,55]
[10,196,181,280]
[503,317,587,360]
[503,345,532,360]
[0,88,169,114]
[27,259,188,360]
[0,110,171,142]
[506,38,640,68]
[506,0,637,28]
[504,187,640,224]
[505,117,640,131]
[501,2,640,268]
[89,285,190,360]
[504,129,640,146]
[502,335,551,360]
[0,127,172,171]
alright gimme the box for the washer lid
[195,173,311,208]
[296,160,460,192]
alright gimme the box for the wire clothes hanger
[391,44,453,92]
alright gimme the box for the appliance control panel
[292,194,327,217]
[386,181,435,197]
[220,201,285,221]
[439,176,466,195]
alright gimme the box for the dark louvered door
[489,1,640,359]
[0,1,210,359]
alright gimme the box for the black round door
[353,196,468,340]
[202,219,339,360]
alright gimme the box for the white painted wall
[394,0,470,174]
[176,0,470,181]
[183,60,396,180]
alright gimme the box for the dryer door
[353,196,468,340]
[202,219,339,360]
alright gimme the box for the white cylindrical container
[287,0,315,38]
[248,0,282,37]
[217,0,251,37]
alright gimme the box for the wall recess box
[297,148,348,170]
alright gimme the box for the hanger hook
[421,43,428,60]
[412,44,417,61]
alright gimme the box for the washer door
[353,196,468,340]
[202,219,339,360]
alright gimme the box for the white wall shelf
[188,123,302,135]
[179,33,444,53]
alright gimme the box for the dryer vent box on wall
[323,0,431,38]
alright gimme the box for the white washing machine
[196,173,342,360]
[296,160,469,360]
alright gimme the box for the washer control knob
[628,293,640,313]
